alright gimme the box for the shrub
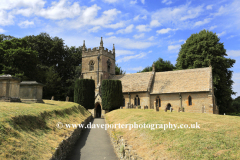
[101,80,123,111]
[74,79,95,109]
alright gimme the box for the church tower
[81,37,116,92]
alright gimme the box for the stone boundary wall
[50,115,93,160]
[107,126,143,160]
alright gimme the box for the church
[80,37,219,118]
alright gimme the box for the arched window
[188,95,192,106]
[107,59,111,72]
[89,60,94,71]
[156,96,161,107]
[134,95,140,106]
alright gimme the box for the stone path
[66,118,118,160]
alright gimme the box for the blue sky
[0,0,240,98]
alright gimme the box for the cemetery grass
[105,109,240,160]
[0,100,91,159]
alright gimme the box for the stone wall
[50,115,93,160]
[150,92,215,113]
[123,92,150,109]
[107,127,143,160]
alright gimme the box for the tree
[175,29,236,114]
[23,33,82,100]
[101,80,123,111]
[231,96,240,113]
[74,79,95,109]
[115,64,125,75]
[0,38,38,80]
[140,58,175,72]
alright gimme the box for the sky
[0,0,240,98]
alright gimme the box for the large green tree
[0,38,38,80]
[140,58,175,72]
[23,33,82,100]
[176,29,235,114]
[115,64,125,75]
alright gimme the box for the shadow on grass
[9,105,88,132]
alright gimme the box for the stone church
[80,37,218,118]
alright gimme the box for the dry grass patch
[0,100,91,160]
[105,109,240,160]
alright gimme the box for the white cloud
[227,35,237,39]
[133,33,144,39]
[0,10,14,26]
[148,36,155,41]
[89,26,101,32]
[206,5,213,10]
[217,31,226,37]
[168,44,181,51]
[104,36,156,49]
[141,0,145,4]
[117,24,134,34]
[141,15,147,20]
[156,28,177,34]
[151,3,204,29]
[133,15,140,21]
[0,28,6,33]
[162,0,172,5]
[18,20,34,28]
[103,0,118,3]
[19,0,81,19]
[209,25,217,30]
[130,0,137,4]
[128,66,144,71]
[148,50,152,53]
[91,0,95,2]
[117,52,146,63]
[194,18,211,27]
[116,50,135,57]
[227,50,240,57]
[106,32,114,36]
[150,20,161,27]
[136,25,151,32]
[106,21,125,29]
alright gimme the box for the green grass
[0,100,91,159]
[105,109,240,160]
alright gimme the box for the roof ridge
[155,67,210,74]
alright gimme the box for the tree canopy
[175,29,236,114]
[140,58,175,72]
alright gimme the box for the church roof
[151,67,211,94]
[111,72,153,93]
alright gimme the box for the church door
[96,104,101,118]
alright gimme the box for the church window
[156,96,161,107]
[134,95,140,106]
[188,95,192,106]
[107,59,111,72]
[89,60,94,71]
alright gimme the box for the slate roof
[111,72,153,93]
[151,67,211,94]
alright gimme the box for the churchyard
[105,109,240,160]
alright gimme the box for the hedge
[74,79,95,109]
[101,80,123,111]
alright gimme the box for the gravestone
[170,107,173,112]
[66,96,69,102]
[51,96,54,100]
[19,81,44,103]
[0,75,21,102]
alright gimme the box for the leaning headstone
[51,96,54,100]
[170,107,173,112]
[66,96,69,102]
